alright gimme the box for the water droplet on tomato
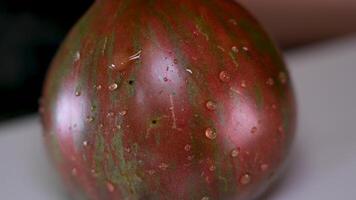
[261,164,269,172]
[251,126,258,134]
[98,123,104,129]
[108,83,118,91]
[74,51,80,62]
[193,30,199,37]
[242,46,249,51]
[107,112,115,118]
[266,78,275,86]
[205,128,217,140]
[231,149,240,158]
[278,125,284,133]
[229,18,238,26]
[241,80,247,88]
[209,165,216,171]
[75,90,81,97]
[219,71,231,82]
[124,147,131,153]
[83,141,88,146]
[202,196,210,200]
[148,170,156,175]
[106,182,115,192]
[119,110,127,116]
[279,72,287,84]
[231,46,239,53]
[86,116,94,122]
[184,144,191,151]
[159,163,169,170]
[206,101,217,111]
[186,68,193,74]
[271,104,277,110]
[109,64,116,70]
[95,84,102,90]
[240,173,252,185]
[71,168,77,176]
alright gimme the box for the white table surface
[1,35,356,200]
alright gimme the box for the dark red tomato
[41,0,296,199]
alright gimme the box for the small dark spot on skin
[152,120,158,124]
[128,80,135,85]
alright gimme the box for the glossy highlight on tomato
[41,0,296,199]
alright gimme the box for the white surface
[0,117,66,200]
[1,36,356,199]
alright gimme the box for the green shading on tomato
[41,0,296,199]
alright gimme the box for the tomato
[41,0,296,199]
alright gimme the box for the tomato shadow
[258,143,304,200]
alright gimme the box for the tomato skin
[41,0,296,199]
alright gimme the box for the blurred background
[0,0,356,122]
[0,0,92,121]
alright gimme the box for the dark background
[0,0,92,121]
[1,0,355,122]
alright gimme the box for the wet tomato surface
[41,0,296,199]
